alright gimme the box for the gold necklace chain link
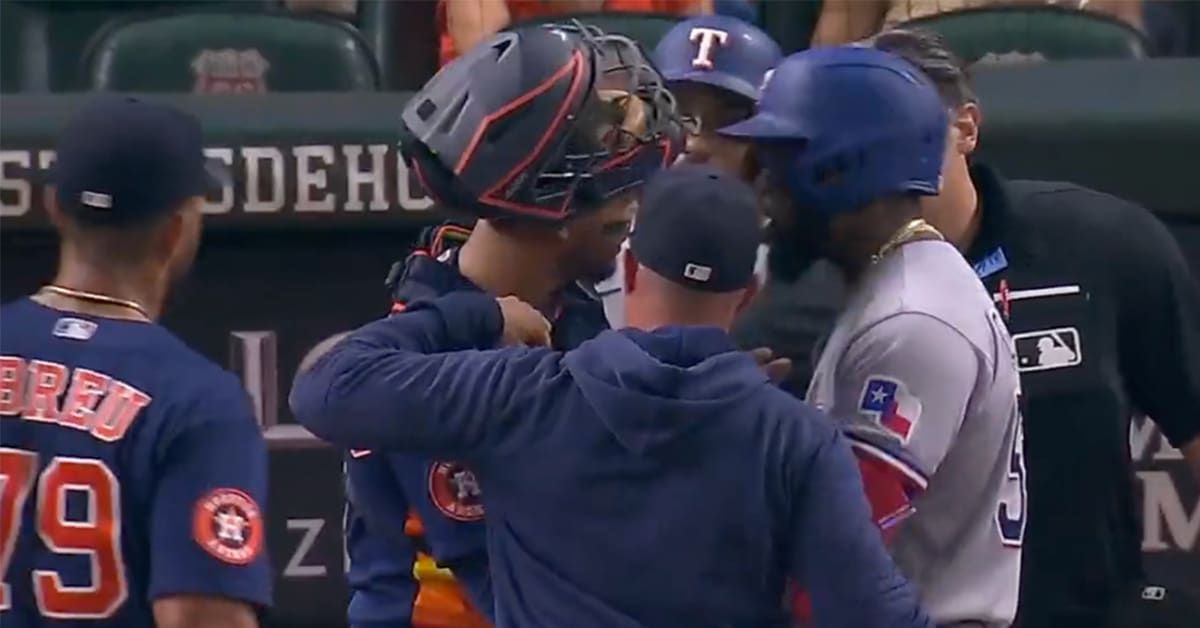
[37,285,150,320]
[872,218,945,264]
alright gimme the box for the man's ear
[623,248,639,294]
[45,187,66,230]
[152,211,185,264]
[953,102,982,156]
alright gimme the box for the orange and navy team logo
[427,461,485,522]
[193,488,263,565]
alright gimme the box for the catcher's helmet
[720,46,947,215]
[652,15,782,103]
[400,22,684,222]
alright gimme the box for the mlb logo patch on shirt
[52,317,97,341]
[858,377,922,443]
[1012,327,1082,373]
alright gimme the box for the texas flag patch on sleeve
[858,376,922,443]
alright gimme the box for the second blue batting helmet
[652,15,782,103]
[720,46,948,215]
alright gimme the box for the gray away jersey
[807,239,1024,627]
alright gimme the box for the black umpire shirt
[733,164,1200,628]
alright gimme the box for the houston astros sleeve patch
[192,488,264,565]
[427,461,485,522]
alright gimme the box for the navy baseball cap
[50,96,226,226]
[630,163,761,293]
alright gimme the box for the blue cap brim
[718,112,811,141]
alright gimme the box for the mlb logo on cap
[683,263,712,282]
[80,191,113,210]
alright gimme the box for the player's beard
[766,227,824,283]
[573,217,630,285]
[578,257,618,286]
[761,191,830,283]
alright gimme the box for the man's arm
[153,596,258,628]
[810,0,887,47]
[830,313,981,531]
[789,425,933,628]
[289,292,560,457]
[446,0,512,59]
[1109,200,1200,482]
[150,375,271,626]
[1088,0,1144,31]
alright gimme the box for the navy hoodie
[291,292,932,628]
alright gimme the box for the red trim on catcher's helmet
[475,50,588,219]
[453,52,583,176]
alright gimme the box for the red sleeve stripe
[846,434,930,491]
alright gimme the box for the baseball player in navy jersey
[596,15,781,329]
[0,97,271,627]
[721,47,1025,626]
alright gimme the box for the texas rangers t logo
[689,27,729,70]
[859,377,922,443]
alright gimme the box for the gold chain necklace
[871,218,945,264]
[38,285,150,320]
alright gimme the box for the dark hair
[871,28,977,107]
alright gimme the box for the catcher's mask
[400,21,685,222]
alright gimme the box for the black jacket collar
[965,162,1042,273]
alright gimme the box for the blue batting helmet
[400,22,684,222]
[720,46,947,214]
[652,15,782,103]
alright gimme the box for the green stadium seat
[898,5,1148,65]
[3,1,270,92]
[84,10,380,92]
[357,0,439,91]
[505,12,683,53]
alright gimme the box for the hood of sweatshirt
[562,326,769,456]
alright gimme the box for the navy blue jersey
[340,235,609,626]
[292,291,932,628]
[0,298,271,628]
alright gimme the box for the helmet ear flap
[400,122,492,219]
